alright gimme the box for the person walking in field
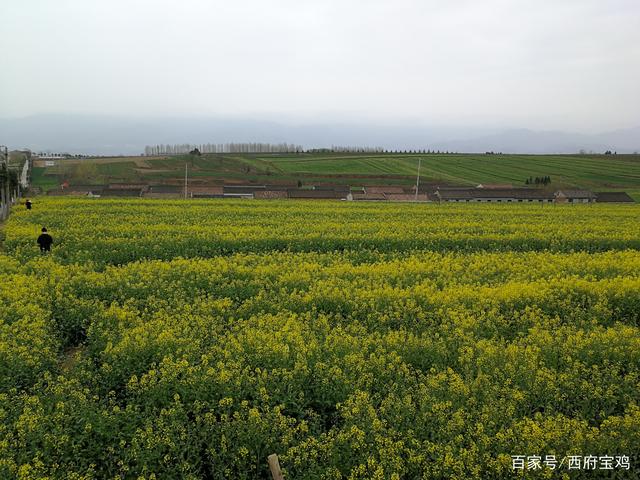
[37,227,53,253]
[25,199,32,210]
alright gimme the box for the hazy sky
[2,0,639,132]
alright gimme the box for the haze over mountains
[1,114,639,156]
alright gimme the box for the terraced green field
[32,153,640,200]
[268,153,640,188]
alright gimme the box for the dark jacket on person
[37,233,53,252]
[26,201,32,210]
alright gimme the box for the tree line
[145,144,462,155]
[312,147,459,154]
[144,143,304,155]
[525,176,551,185]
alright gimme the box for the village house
[101,188,143,197]
[108,183,149,193]
[364,185,406,195]
[554,190,597,203]
[223,185,264,194]
[190,186,225,198]
[435,188,555,203]
[48,184,104,196]
[352,192,387,201]
[264,184,297,191]
[476,183,514,189]
[594,192,635,203]
[385,193,429,202]
[254,190,288,199]
[145,185,183,199]
[314,184,351,193]
[288,189,347,200]
[64,184,106,196]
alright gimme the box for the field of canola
[1,198,640,479]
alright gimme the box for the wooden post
[414,157,421,202]
[184,163,188,199]
[268,454,284,480]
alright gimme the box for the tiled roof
[365,186,406,194]
[223,185,264,194]
[288,189,346,199]
[255,190,288,199]
[437,188,554,200]
[190,186,224,195]
[66,184,107,191]
[193,193,225,198]
[314,184,351,192]
[477,183,514,189]
[435,189,477,199]
[145,192,182,198]
[352,193,386,201]
[555,190,597,199]
[101,189,142,197]
[385,193,429,202]
[595,192,635,203]
[264,184,296,191]
[108,184,147,190]
[150,185,182,194]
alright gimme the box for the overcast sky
[2,0,639,132]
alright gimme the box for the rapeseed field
[1,198,639,478]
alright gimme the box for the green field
[31,153,640,200]
[1,199,640,478]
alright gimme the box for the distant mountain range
[1,114,638,155]
[436,128,640,155]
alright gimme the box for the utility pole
[0,146,9,220]
[184,163,188,199]
[414,157,422,201]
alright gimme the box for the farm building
[48,185,105,196]
[417,185,469,198]
[64,184,106,196]
[190,186,224,198]
[254,190,288,199]
[434,189,476,202]
[385,193,429,202]
[288,189,347,200]
[476,183,514,189]
[222,193,254,199]
[101,188,143,197]
[352,192,387,201]
[146,185,183,198]
[264,184,297,191]
[435,188,555,203]
[223,185,265,195]
[554,190,597,203]
[109,183,149,192]
[46,189,69,196]
[314,184,351,193]
[365,185,407,195]
[595,192,635,203]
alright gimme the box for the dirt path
[60,345,85,373]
